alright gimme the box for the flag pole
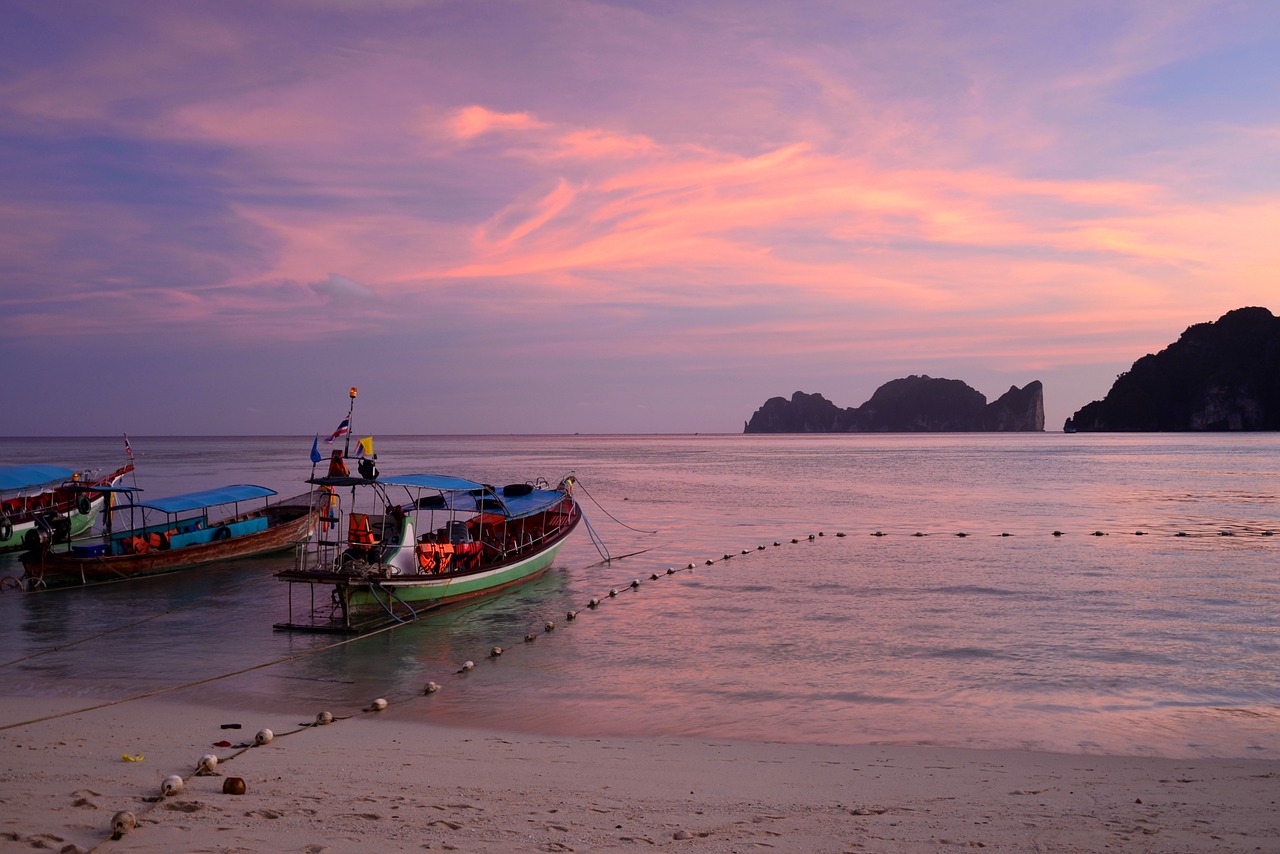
[343,386,358,459]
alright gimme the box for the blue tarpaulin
[0,465,75,493]
[130,484,277,514]
[379,474,488,492]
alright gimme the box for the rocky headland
[744,376,1045,433]
[1066,306,1280,431]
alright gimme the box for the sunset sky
[4,1,1278,436]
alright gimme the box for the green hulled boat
[274,471,581,632]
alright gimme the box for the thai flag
[325,418,350,444]
[123,433,134,458]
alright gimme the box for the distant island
[1066,307,1280,432]
[744,376,1045,433]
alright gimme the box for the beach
[3,695,1277,853]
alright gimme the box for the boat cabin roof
[126,484,277,514]
[0,464,75,493]
[309,472,487,492]
[308,472,567,520]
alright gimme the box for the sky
[3,0,1279,436]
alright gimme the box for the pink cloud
[450,105,547,139]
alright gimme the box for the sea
[1,433,1277,759]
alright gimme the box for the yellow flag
[358,437,374,458]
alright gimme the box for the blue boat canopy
[309,473,489,492]
[0,465,75,492]
[380,474,488,492]
[128,484,277,514]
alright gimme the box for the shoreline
[3,695,1277,853]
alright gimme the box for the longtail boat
[0,462,134,554]
[274,472,581,632]
[19,484,316,590]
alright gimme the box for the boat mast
[343,386,358,460]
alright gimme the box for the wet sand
[2,695,1277,853]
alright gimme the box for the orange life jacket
[348,513,376,545]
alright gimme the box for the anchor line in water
[572,479,658,535]
[0,568,284,670]
[580,511,611,563]
[0,616,411,733]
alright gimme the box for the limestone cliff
[744,376,1045,433]
[1066,307,1280,431]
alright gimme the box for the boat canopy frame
[0,465,77,494]
[121,484,278,515]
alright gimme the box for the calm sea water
[1,433,1277,758]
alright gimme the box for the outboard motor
[23,526,49,551]
[24,512,70,550]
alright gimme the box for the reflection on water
[1,433,1278,758]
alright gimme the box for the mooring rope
[0,618,409,734]
[572,479,658,534]
[0,569,282,670]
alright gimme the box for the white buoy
[161,775,183,797]
[458,660,475,673]
[254,728,274,746]
[630,579,640,588]
[609,588,618,597]
[490,646,504,657]
[525,632,537,642]
[316,711,334,725]
[566,610,577,620]
[545,620,556,632]
[424,681,441,694]
[111,810,136,839]
[197,753,218,774]
[369,698,388,711]
[588,598,600,608]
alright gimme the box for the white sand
[2,694,1277,853]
